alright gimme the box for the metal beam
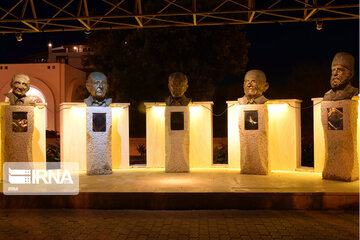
[40,0,75,30]
[193,0,196,25]
[91,0,127,28]
[248,0,255,23]
[29,0,38,28]
[1,0,23,20]
[135,0,143,27]
[0,1,356,34]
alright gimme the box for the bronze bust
[84,72,112,107]
[238,70,269,104]
[165,72,191,106]
[323,52,359,101]
[5,74,32,105]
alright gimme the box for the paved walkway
[78,169,359,193]
[0,210,357,240]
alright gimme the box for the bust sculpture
[5,74,32,105]
[84,72,112,107]
[238,70,269,104]
[165,72,191,106]
[323,52,359,101]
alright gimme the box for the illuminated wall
[227,99,302,171]
[312,98,325,172]
[313,97,360,173]
[60,102,130,171]
[0,102,46,180]
[145,102,213,168]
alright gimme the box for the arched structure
[0,63,86,131]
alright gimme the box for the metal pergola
[0,0,358,34]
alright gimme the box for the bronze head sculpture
[5,73,31,105]
[84,72,112,107]
[323,52,359,101]
[165,72,191,106]
[238,69,269,104]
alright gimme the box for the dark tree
[88,26,249,136]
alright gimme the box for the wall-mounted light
[15,33,22,42]
[316,20,323,30]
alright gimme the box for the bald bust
[84,72,112,107]
[238,70,269,104]
[323,52,359,101]
[165,72,191,106]
[5,73,32,105]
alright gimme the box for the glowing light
[190,105,202,117]
[48,43,52,47]
[152,106,165,119]
[271,170,321,176]
[158,177,197,185]
[267,103,287,115]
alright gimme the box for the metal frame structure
[0,0,358,33]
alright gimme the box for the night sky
[0,19,358,89]
[246,20,359,90]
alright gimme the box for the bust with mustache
[323,52,359,101]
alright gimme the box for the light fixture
[316,20,323,30]
[84,29,92,35]
[48,43,52,47]
[15,33,22,42]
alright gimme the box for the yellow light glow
[48,43,52,47]
[71,106,86,119]
[152,106,165,119]
[158,177,197,185]
[271,170,321,176]
[358,100,360,161]
[267,103,288,114]
[190,105,202,116]
[112,107,123,115]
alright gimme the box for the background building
[0,44,92,131]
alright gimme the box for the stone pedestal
[165,106,190,173]
[86,107,112,175]
[5,105,34,162]
[321,100,359,181]
[238,104,269,175]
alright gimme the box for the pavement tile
[0,210,357,240]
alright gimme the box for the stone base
[5,106,34,162]
[165,106,190,173]
[321,100,359,182]
[87,169,112,175]
[86,107,112,175]
[238,104,269,175]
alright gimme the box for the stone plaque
[327,108,343,130]
[165,106,190,173]
[239,105,269,175]
[86,107,112,175]
[5,106,34,162]
[93,113,106,132]
[321,100,359,182]
[12,112,28,132]
[244,110,258,130]
[171,112,184,130]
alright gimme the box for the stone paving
[0,210,358,240]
